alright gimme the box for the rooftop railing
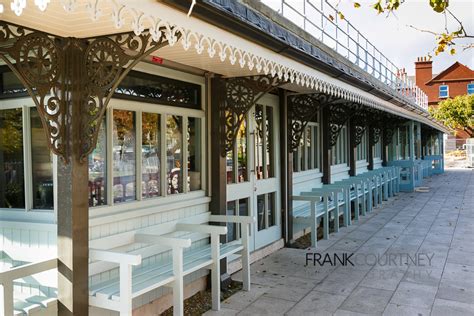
[260,0,428,111]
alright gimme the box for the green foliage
[429,94,474,137]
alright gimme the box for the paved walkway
[206,168,474,316]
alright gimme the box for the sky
[325,0,474,76]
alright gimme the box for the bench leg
[323,199,329,240]
[310,201,318,248]
[242,223,251,291]
[211,234,221,311]
[354,197,359,222]
[119,263,133,316]
[345,190,351,226]
[172,247,184,316]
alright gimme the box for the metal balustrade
[260,0,428,111]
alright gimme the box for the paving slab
[210,169,474,315]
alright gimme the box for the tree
[429,94,474,137]
[342,0,473,56]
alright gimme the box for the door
[226,94,281,251]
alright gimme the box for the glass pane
[166,115,183,194]
[187,117,201,191]
[313,126,319,169]
[89,117,107,207]
[237,118,247,183]
[226,149,234,184]
[226,201,236,242]
[293,145,300,172]
[265,106,274,178]
[255,105,264,180]
[306,126,312,169]
[267,192,275,227]
[257,194,266,231]
[113,110,136,203]
[238,198,249,237]
[31,108,53,210]
[299,131,305,171]
[142,113,160,199]
[0,108,25,209]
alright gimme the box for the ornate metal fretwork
[288,92,336,151]
[0,22,174,163]
[350,104,369,146]
[219,75,280,156]
[382,115,406,146]
[328,101,354,146]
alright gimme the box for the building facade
[0,1,447,315]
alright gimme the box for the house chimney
[415,56,433,86]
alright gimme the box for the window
[142,113,161,199]
[293,122,319,172]
[226,114,248,184]
[399,125,410,160]
[187,117,201,191]
[439,85,449,98]
[166,115,183,195]
[0,107,54,211]
[113,110,136,203]
[374,140,382,159]
[356,130,367,161]
[89,118,107,206]
[0,108,25,209]
[468,83,474,95]
[331,124,347,165]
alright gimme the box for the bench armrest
[209,215,255,225]
[176,223,227,235]
[292,194,323,201]
[135,233,192,248]
[90,248,141,265]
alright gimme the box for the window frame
[293,121,320,173]
[439,85,449,98]
[0,99,58,214]
[467,83,474,95]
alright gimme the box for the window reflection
[142,113,161,198]
[255,105,264,180]
[166,115,183,194]
[265,106,274,178]
[31,108,54,209]
[89,118,107,206]
[237,118,248,183]
[0,108,25,209]
[113,110,136,203]
[188,117,201,191]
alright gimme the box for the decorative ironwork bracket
[382,115,407,146]
[0,22,175,163]
[288,92,337,151]
[328,101,355,147]
[219,75,281,156]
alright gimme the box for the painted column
[368,128,374,170]
[280,89,293,244]
[348,119,357,176]
[321,107,332,184]
[209,76,229,279]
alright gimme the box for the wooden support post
[409,121,415,162]
[368,128,374,170]
[57,111,89,315]
[321,107,332,184]
[279,89,293,244]
[209,76,229,280]
[348,119,357,176]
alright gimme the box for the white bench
[292,189,345,247]
[88,213,254,316]
[0,256,57,316]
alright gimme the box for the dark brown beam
[348,120,357,176]
[368,128,374,170]
[209,76,229,278]
[279,89,293,244]
[321,107,332,184]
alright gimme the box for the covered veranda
[0,1,450,316]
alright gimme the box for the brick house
[415,57,474,146]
